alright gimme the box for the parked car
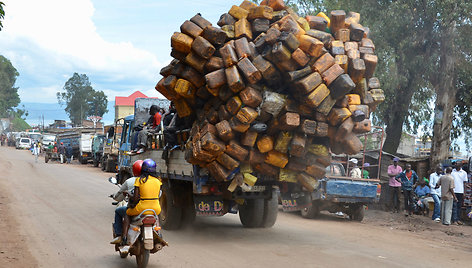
[16,137,32,149]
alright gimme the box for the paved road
[0,146,469,267]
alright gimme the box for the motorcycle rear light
[210,185,218,193]
[154,226,161,231]
[132,227,139,232]
[142,216,156,225]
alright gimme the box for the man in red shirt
[135,105,163,154]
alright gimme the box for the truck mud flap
[280,192,311,212]
[194,195,226,216]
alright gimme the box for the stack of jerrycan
[155,0,385,192]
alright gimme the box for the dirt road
[0,146,471,268]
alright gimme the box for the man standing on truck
[436,167,457,225]
[396,163,418,216]
[349,158,361,178]
[451,161,468,225]
[388,157,402,213]
[134,105,162,154]
[429,166,442,222]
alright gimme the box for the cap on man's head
[363,163,370,167]
[393,157,399,162]
[349,158,358,164]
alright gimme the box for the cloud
[0,0,163,103]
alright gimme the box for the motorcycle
[109,177,168,268]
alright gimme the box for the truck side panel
[324,180,378,198]
[130,150,193,177]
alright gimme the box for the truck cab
[115,98,278,230]
[92,134,105,167]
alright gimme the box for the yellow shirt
[126,175,162,216]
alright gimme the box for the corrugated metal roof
[115,91,150,106]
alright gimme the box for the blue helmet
[141,159,156,174]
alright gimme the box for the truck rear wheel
[260,189,278,228]
[300,201,320,219]
[101,157,106,171]
[159,181,182,230]
[239,199,264,228]
[106,159,115,172]
[349,204,365,221]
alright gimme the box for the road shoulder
[0,174,38,267]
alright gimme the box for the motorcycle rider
[122,158,162,245]
[110,160,144,245]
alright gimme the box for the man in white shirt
[451,161,468,225]
[349,158,361,178]
[429,166,442,222]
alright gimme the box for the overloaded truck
[117,1,386,229]
[116,98,278,229]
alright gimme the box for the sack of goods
[155,0,385,191]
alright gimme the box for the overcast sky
[0,0,242,103]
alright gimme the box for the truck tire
[239,199,264,228]
[180,183,196,226]
[159,181,182,230]
[260,189,278,228]
[101,157,106,171]
[300,201,320,219]
[106,159,115,172]
[349,204,365,222]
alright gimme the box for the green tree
[0,2,5,31]
[57,73,108,126]
[0,55,20,116]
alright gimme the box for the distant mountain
[21,101,115,127]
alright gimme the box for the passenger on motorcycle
[110,160,143,245]
[122,159,162,245]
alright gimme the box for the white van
[16,137,32,149]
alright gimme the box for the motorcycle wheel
[136,249,150,268]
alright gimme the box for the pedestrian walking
[388,157,402,213]
[65,144,73,164]
[33,142,40,163]
[451,161,468,225]
[396,163,418,216]
[58,142,66,164]
[437,167,457,225]
[429,166,443,222]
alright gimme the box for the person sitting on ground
[414,178,431,215]
[362,163,370,179]
[133,105,163,154]
[349,158,362,178]
[110,160,143,245]
[122,159,162,245]
[396,163,419,216]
